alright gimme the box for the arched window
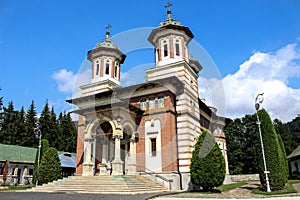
[173,38,182,57]
[114,62,119,78]
[95,60,100,76]
[161,39,169,59]
[105,59,110,75]
[158,96,164,108]
[140,98,147,110]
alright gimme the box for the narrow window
[163,44,168,57]
[158,96,164,108]
[140,99,147,110]
[114,62,118,78]
[175,43,180,56]
[96,61,100,76]
[105,61,110,75]
[149,97,156,109]
[150,138,157,156]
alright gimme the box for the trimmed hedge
[38,147,62,185]
[190,130,226,191]
[257,109,288,191]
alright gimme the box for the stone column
[21,167,28,185]
[111,136,124,175]
[99,136,109,175]
[82,138,94,176]
[127,132,137,175]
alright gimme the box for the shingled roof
[287,145,300,159]
[0,143,37,164]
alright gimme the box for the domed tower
[146,3,203,174]
[81,25,126,96]
[147,3,201,71]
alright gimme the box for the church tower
[147,3,202,173]
[81,25,126,97]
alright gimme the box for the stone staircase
[28,175,168,194]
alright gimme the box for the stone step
[29,175,167,194]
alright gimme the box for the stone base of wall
[228,174,260,182]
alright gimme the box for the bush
[38,147,61,185]
[257,109,288,191]
[190,130,226,191]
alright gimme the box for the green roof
[287,145,300,159]
[0,143,37,164]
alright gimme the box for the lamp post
[255,93,271,193]
[34,127,42,186]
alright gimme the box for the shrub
[38,147,61,185]
[190,130,226,191]
[257,109,288,191]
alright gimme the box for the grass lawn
[0,185,32,191]
[252,180,300,195]
[216,181,248,192]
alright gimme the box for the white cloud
[200,42,300,122]
[52,69,76,93]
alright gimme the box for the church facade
[67,7,229,190]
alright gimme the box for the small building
[0,143,36,185]
[59,152,76,177]
[288,145,300,177]
[0,143,76,185]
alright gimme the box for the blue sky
[0,0,300,122]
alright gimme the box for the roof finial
[105,24,112,40]
[165,2,173,20]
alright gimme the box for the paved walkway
[153,182,300,200]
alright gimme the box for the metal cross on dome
[165,2,173,10]
[165,2,173,19]
[105,24,112,40]
[105,24,112,32]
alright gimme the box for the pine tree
[224,118,244,174]
[39,101,52,145]
[274,119,292,155]
[242,114,260,174]
[16,107,26,146]
[38,147,61,185]
[257,109,287,191]
[190,131,226,191]
[25,101,38,147]
[1,101,18,144]
[33,139,49,185]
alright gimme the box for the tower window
[175,43,180,56]
[163,44,168,57]
[114,62,119,78]
[150,138,157,156]
[174,38,181,57]
[105,60,110,75]
[96,60,100,76]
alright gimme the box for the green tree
[257,109,287,191]
[33,139,50,185]
[25,101,38,147]
[224,118,244,174]
[38,147,61,185]
[287,116,300,151]
[60,112,77,152]
[17,107,27,146]
[274,119,292,155]
[242,114,260,174]
[190,131,226,191]
[0,101,18,144]
[39,101,52,146]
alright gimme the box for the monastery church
[68,5,229,190]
